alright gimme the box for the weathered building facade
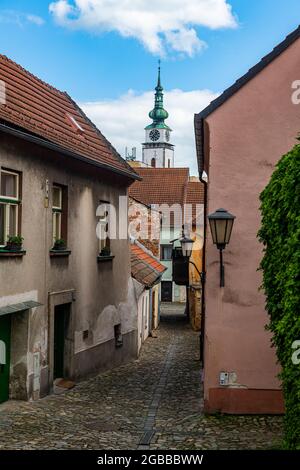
[130,240,166,352]
[0,55,139,403]
[194,27,300,413]
[129,167,204,335]
[129,196,163,338]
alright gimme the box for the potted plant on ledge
[6,235,24,251]
[99,246,111,257]
[52,238,67,251]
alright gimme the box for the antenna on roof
[126,147,137,161]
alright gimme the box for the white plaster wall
[143,147,165,167]
[74,277,138,353]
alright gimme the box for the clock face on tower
[149,129,160,141]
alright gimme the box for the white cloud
[49,0,237,56]
[80,88,219,175]
[0,10,45,27]
[165,28,206,57]
[49,0,74,20]
[26,14,45,26]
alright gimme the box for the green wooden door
[0,315,11,403]
[54,306,65,379]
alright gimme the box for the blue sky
[0,0,300,173]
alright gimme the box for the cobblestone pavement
[0,303,283,450]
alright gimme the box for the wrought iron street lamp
[179,234,205,284]
[208,208,235,287]
[180,235,194,258]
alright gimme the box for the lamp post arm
[219,249,225,287]
[188,260,206,285]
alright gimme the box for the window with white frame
[0,169,20,247]
[52,185,62,244]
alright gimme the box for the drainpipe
[195,115,208,366]
[199,177,207,365]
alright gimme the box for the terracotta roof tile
[131,243,166,287]
[129,168,204,226]
[129,168,189,206]
[0,55,137,179]
[186,182,204,205]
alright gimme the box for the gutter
[0,122,141,182]
[194,114,207,365]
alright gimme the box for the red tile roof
[186,181,205,205]
[129,168,189,206]
[128,168,204,226]
[186,181,205,224]
[0,55,137,179]
[131,243,166,287]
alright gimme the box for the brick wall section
[129,197,160,258]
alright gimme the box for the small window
[82,330,89,340]
[98,201,111,255]
[1,170,19,200]
[65,113,84,134]
[114,324,123,348]
[0,169,21,247]
[161,244,173,261]
[151,158,156,168]
[52,185,62,244]
[52,184,68,247]
[53,185,62,210]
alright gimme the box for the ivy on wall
[258,140,300,449]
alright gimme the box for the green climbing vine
[258,140,300,449]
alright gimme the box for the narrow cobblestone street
[0,304,283,450]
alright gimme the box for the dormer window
[65,113,84,134]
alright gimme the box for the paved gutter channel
[138,339,178,449]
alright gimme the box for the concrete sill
[50,249,71,257]
[0,250,26,257]
[97,255,115,262]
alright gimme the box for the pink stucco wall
[204,37,300,411]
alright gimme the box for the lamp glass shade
[180,236,194,258]
[208,208,235,248]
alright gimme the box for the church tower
[142,64,174,168]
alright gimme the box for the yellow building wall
[151,284,160,330]
[189,231,203,331]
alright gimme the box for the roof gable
[197,25,300,120]
[0,55,137,179]
[195,25,300,177]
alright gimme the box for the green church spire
[157,60,162,89]
[145,62,170,130]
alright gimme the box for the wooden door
[54,305,67,379]
[161,281,173,302]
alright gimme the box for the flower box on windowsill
[97,254,115,262]
[50,249,71,257]
[0,248,26,257]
